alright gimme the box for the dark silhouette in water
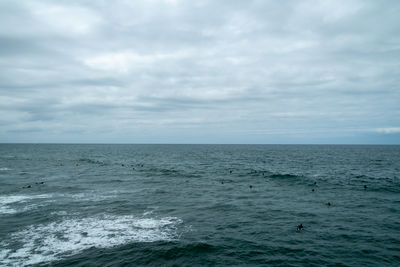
[312,189,315,192]
[23,185,32,189]
[249,185,253,189]
[229,170,232,174]
[327,202,331,206]
[297,224,304,230]
[364,185,367,189]
[221,181,224,184]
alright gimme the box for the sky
[0,0,399,144]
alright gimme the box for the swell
[78,158,107,166]
[136,166,203,179]
[269,173,302,179]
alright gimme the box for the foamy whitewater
[0,144,399,266]
[1,215,181,266]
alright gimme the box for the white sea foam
[50,210,69,216]
[53,192,117,202]
[0,194,51,214]
[0,214,182,266]
[143,210,155,216]
[0,167,11,171]
[71,192,116,201]
[0,192,121,215]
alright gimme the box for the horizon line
[0,143,399,146]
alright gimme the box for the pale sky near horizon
[0,0,399,144]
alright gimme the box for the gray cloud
[0,0,399,143]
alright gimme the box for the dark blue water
[0,144,399,266]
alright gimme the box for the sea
[0,144,399,266]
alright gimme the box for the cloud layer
[1,0,399,143]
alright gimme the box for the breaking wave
[0,194,50,214]
[0,214,183,266]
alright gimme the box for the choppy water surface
[0,144,399,266]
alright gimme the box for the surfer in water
[297,224,304,231]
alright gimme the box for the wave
[269,173,302,179]
[0,194,51,214]
[56,192,117,202]
[166,242,217,255]
[0,214,183,266]
[344,173,400,193]
[78,158,106,165]
[103,179,125,183]
[140,167,203,179]
[0,167,11,171]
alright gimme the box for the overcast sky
[0,0,399,144]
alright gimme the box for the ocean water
[0,144,399,266]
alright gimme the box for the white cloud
[28,2,102,35]
[83,52,180,73]
[0,0,399,143]
[375,128,400,134]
